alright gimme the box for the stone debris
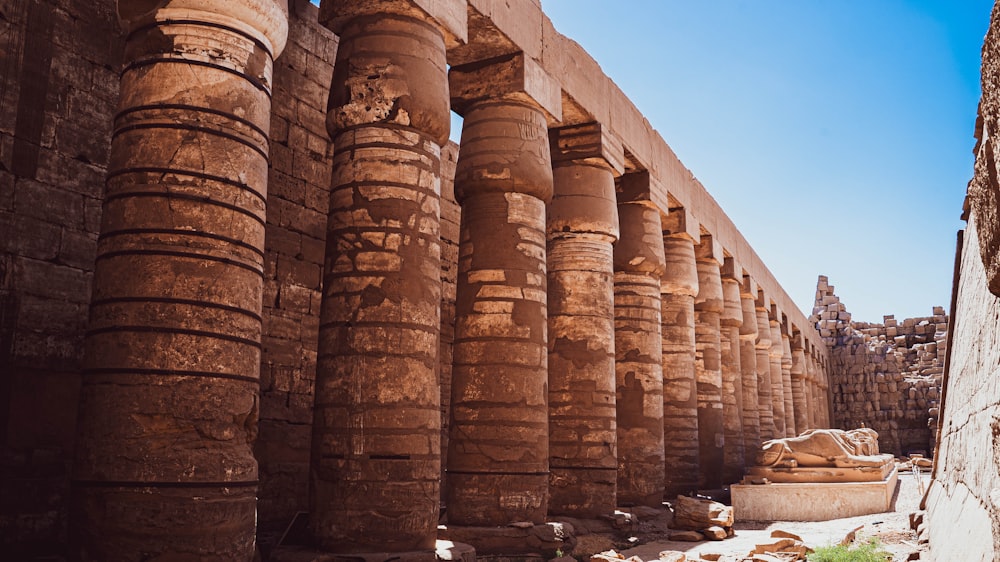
[810,276,948,457]
[671,495,735,539]
[657,551,687,562]
[669,530,706,542]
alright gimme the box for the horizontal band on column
[340,141,441,163]
[72,478,258,489]
[114,122,268,159]
[86,325,261,349]
[330,179,440,201]
[127,19,272,59]
[107,166,267,203]
[319,454,420,460]
[332,121,439,145]
[445,470,550,476]
[89,296,262,322]
[99,229,264,258]
[102,191,266,227]
[317,320,437,333]
[82,367,258,384]
[115,104,270,140]
[549,465,617,471]
[123,58,271,95]
[95,249,264,276]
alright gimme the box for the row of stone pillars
[68,1,832,560]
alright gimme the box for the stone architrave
[720,260,745,484]
[446,53,561,526]
[791,342,809,435]
[754,303,777,440]
[694,237,724,489]
[661,209,701,497]
[780,330,795,437]
[768,314,788,437]
[614,173,666,508]
[309,1,465,552]
[70,1,288,559]
[546,123,621,517]
[739,281,762,454]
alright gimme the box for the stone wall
[811,276,947,456]
[0,0,120,552]
[925,2,1000,559]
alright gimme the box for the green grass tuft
[806,538,891,562]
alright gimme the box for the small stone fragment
[702,526,727,541]
[669,530,705,542]
[769,529,802,541]
[657,551,686,562]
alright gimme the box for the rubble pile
[809,276,948,457]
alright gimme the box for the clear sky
[531,0,992,323]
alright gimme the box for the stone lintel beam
[662,207,700,244]
[320,0,467,48]
[450,52,562,123]
[550,122,625,176]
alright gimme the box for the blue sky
[534,0,992,322]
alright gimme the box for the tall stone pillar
[546,123,621,517]
[720,260,745,484]
[447,53,561,526]
[768,313,788,437]
[754,303,777,440]
[694,237,724,489]
[614,173,666,508]
[661,209,700,497]
[738,281,761,455]
[70,2,287,559]
[791,340,809,435]
[780,329,795,437]
[309,2,464,552]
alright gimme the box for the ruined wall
[811,276,947,456]
[0,0,120,551]
[925,2,1000,559]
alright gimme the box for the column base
[270,541,475,562]
[438,522,575,559]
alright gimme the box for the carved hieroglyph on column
[447,53,561,526]
[661,209,700,497]
[70,1,287,559]
[755,301,777,441]
[739,281,762,454]
[720,259,745,484]
[547,123,621,517]
[310,1,464,552]
[694,237,725,489]
[614,172,666,507]
[768,312,788,437]
[791,340,809,435]
[780,329,795,437]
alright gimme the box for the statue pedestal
[731,465,898,521]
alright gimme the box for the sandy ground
[605,467,929,561]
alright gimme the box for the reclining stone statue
[756,428,892,469]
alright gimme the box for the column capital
[662,207,700,243]
[450,52,562,123]
[119,0,290,58]
[549,122,625,175]
[320,0,467,48]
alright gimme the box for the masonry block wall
[811,276,948,457]
[925,2,1000,559]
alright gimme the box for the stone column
[738,281,762,455]
[661,209,700,497]
[70,2,287,559]
[309,2,464,552]
[720,260,745,484]
[780,328,795,437]
[546,123,621,517]
[614,173,666,508]
[694,237,724,489]
[768,313,788,437]
[754,303,777,440]
[791,339,809,435]
[446,53,561,526]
